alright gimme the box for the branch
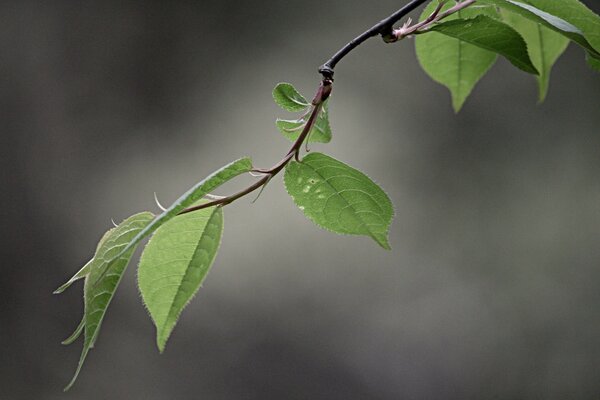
[179,0,430,216]
[318,0,429,78]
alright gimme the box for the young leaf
[428,15,539,74]
[101,157,251,278]
[284,152,394,249]
[311,102,332,143]
[272,82,310,112]
[64,211,155,391]
[415,3,499,111]
[276,101,332,143]
[138,204,223,352]
[501,10,569,101]
[478,0,600,62]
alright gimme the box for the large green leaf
[272,82,310,112]
[501,10,569,101]
[101,157,251,279]
[276,101,332,143]
[479,0,600,60]
[415,3,499,111]
[514,0,600,54]
[428,15,538,74]
[138,204,223,352]
[63,211,155,391]
[284,153,394,249]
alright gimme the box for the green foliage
[501,10,569,101]
[60,212,155,391]
[416,0,600,110]
[428,15,538,74]
[274,84,332,143]
[478,0,600,59]
[54,229,115,294]
[110,157,252,269]
[276,101,332,143]
[416,3,499,111]
[284,152,394,249]
[272,82,310,112]
[138,204,223,352]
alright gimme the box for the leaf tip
[373,235,392,251]
[53,286,66,295]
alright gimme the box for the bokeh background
[2,1,599,399]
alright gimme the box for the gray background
[1,1,599,399]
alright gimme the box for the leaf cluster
[415,0,600,110]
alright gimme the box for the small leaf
[64,211,154,391]
[429,15,539,74]
[284,153,394,249]
[138,204,224,352]
[276,118,304,137]
[103,157,251,278]
[276,101,332,143]
[272,83,310,112]
[311,102,333,143]
[416,3,499,111]
[501,10,569,101]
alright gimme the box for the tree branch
[179,0,429,216]
[318,0,429,78]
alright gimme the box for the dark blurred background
[1,1,599,399]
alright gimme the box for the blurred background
[1,1,599,399]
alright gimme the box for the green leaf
[284,152,394,249]
[64,211,155,391]
[54,228,115,294]
[272,82,310,112]
[276,101,332,143]
[501,10,569,101]
[103,157,251,278]
[276,118,304,138]
[415,3,499,111]
[138,204,223,352]
[311,102,332,143]
[515,0,600,54]
[478,0,600,60]
[428,15,539,74]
